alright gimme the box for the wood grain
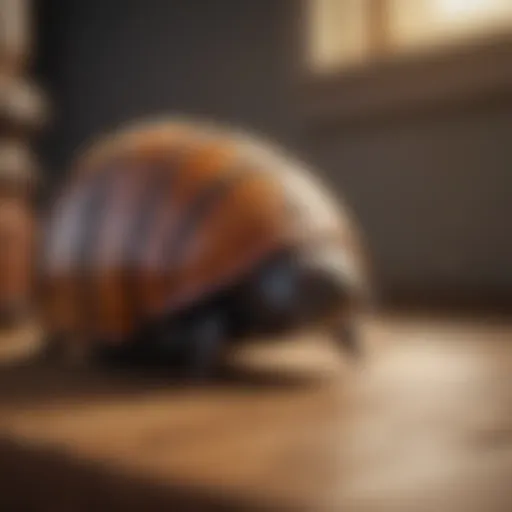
[0,315,511,511]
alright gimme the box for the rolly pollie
[41,119,372,377]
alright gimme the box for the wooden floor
[0,315,511,511]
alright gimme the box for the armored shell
[42,119,368,356]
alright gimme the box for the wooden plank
[0,317,511,511]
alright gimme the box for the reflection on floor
[0,314,511,511]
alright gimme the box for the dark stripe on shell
[75,166,119,334]
[121,166,175,326]
[162,164,250,268]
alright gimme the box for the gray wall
[36,0,511,304]
[305,103,512,301]
[36,0,299,174]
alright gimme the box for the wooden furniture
[0,317,511,511]
[0,0,46,325]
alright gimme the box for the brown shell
[42,119,365,343]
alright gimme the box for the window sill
[301,33,512,130]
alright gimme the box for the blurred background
[0,1,511,511]
[32,0,512,310]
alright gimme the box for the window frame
[300,0,512,128]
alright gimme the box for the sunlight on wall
[308,0,512,72]
[390,0,512,53]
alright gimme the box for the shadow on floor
[0,353,333,409]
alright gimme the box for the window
[307,0,512,73]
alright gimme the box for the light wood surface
[0,315,511,511]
